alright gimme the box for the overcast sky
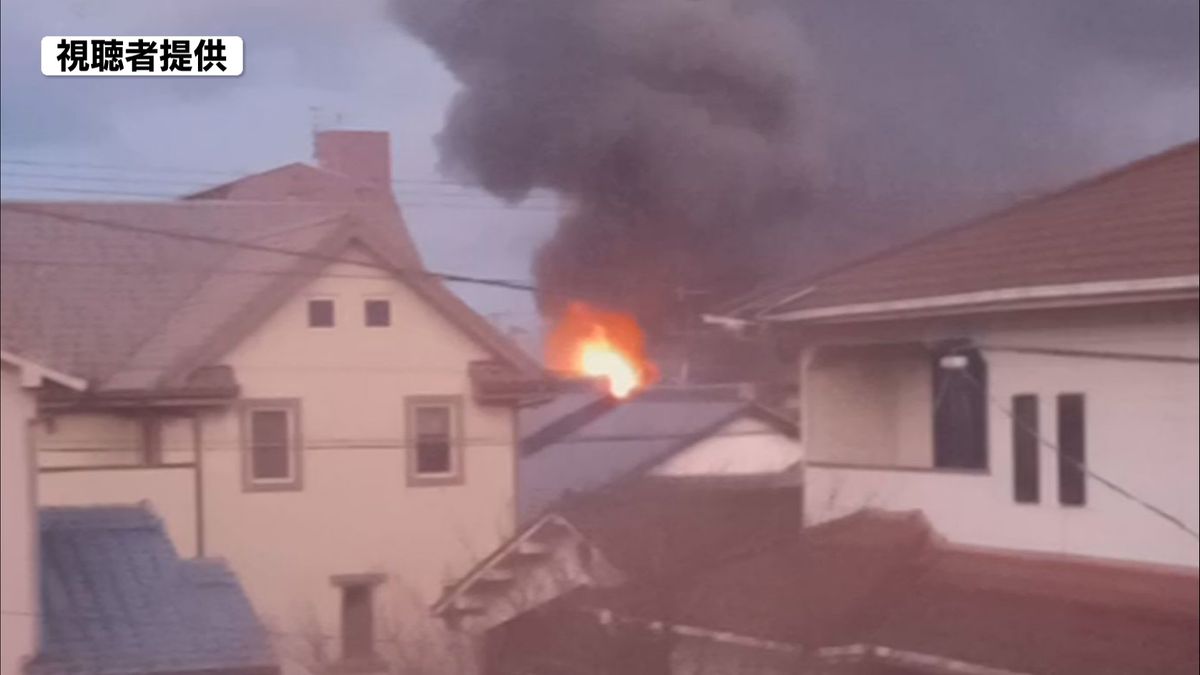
[2,0,1197,338]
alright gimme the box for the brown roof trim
[723,140,1200,320]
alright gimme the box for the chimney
[314,130,392,187]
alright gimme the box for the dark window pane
[1012,395,1039,503]
[308,299,334,327]
[364,299,391,327]
[1058,394,1086,506]
[251,410,290,479]
[415,406,452,474]
[933,347,988,469]
[341,585,374,660]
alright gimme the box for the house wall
[805,343,932,468]
[802,300,1200,567]
[33,258,519,671]
[648,416,801,477]
[1,365,38,675]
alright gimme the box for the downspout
[192,412,206,557]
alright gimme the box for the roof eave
[761,275,1200,325]
[0,350,88,391]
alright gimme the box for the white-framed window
[240,399,302,491]
[405,396,463,486]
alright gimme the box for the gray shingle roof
[518,386,795,518]
[0,201,347,389]
[28,505,278,675]
[1,185,541,393]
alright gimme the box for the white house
[0,130,546,672]
[719,140,1200,567]
[0,350,85,675]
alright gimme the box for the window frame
[307,297,335,328]
[405,395,465,487]
[363,297,392,327]
[239,398,303,492]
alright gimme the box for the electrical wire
[961,370,1200,541]
[2,203,542,294]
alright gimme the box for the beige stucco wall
[803,300,1200,567]
[805,343,932,467]
[32,256,519,669]
[1,364,38,675]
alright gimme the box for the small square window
[364,299,391,327]
[308,299,334,327]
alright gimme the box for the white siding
[803,301,1200,567]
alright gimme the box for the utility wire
[2,203,543,294]
[962,370,1199,541]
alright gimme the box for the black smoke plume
[394,0,1199,335]
[393,0,819,327]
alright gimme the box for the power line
[0,159,563,200]
[0,181,562,214]
[1,169,559,202]
[963,370,1199,541]
[2,203,543,294]
[35,426,794,455]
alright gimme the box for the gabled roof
[583,509,1200,675]
[1,182,541,394]
[28,504,278,675]
[725,141,1199,323]
[434,481,802,629]
[518,385,798,518]
[0,348,86,391]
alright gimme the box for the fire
[546,302,656,399]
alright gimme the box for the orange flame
[546,302,656,399]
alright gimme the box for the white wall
[803,301,1200,567]
[1,365,37,675]
[649,416,800,477]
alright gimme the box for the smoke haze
[394,0,1199,328]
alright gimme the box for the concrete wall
[803,301,1200,567]
[1,365,37,675]
[33,257,519,670]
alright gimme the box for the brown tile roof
[1,165,542,392]
[584,509,1200,675]
[730,141,1199,321]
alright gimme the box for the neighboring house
[430,384,800,670]
[0,130,545,669]
[718,140,1200,567]
[0,350,84,675]
[518,384,800,519]
[27,505,277,675]
[434,480,802,667]
[541,509,1199,675]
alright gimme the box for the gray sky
[2,0,1197,338]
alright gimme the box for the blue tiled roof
[28,505,278,675]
